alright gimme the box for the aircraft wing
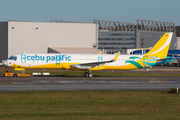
[70,52,120,69]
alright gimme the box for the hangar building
[0,19,178,59]
[177,37,180,49]
[0,21,99,59]
[94,20,177,54]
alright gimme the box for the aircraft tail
[144,32,173,59]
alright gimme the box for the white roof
[48,47,106,54]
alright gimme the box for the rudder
[144,32,173,59]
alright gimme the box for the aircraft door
[98,56,103,62]
[21,54,26,63]
[98,56,103,69]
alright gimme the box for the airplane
[2,32,173,77]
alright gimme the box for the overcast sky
[0,0,180,25]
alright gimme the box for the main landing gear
[84,70,93,78]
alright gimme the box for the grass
[26,70,180,77]
[0,91,180,120]
[0,81,11,84]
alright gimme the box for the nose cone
[0,60,4,66]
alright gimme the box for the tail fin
[144,32,173,59]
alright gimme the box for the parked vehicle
[4,70,31,77]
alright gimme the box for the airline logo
[21,54,71,63]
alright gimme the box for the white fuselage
[4,53,144,70]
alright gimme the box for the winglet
[113,52,120,61]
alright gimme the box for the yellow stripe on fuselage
[10,62,147,71]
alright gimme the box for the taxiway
[0,76,179,91]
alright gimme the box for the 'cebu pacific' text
[21,54,71,63]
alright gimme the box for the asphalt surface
[0,76,180,91]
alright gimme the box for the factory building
[176,37,180,49]
[0,20,99,59]
[93,20,136,54]
[0,19,178,60]
[136,20,176,50]
[94,20,177,54]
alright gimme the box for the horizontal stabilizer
[156,57,175,62]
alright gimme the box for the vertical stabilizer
[144,32,173,59]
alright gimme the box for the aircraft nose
[0,60,4,66]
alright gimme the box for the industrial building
[0,19,178,60]
[94,20,177,54]
[177,37,180,49]
[0,20,99,59]
[93,20,135,54]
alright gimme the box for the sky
[0,0,180,26]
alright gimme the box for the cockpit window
[8,56,17,60]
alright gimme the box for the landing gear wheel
[88,73,93,78]
[84,72,89,77]
[13,74,17,77]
